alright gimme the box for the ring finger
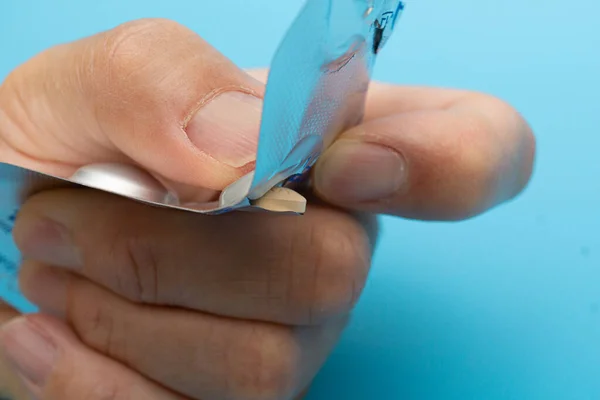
[19,262,344,400]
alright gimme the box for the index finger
[246,68,469,119]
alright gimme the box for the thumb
[0,18,264,191]
[313,93,535,221]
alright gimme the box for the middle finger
[13,188,374,326]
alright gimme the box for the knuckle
[76,196,162,305]
[110,228,161,304]
[229,326,300,400]
[69,286,126,360]
[92,18,196,96]
[85,17,214,140]
[103,18,189,67]
[312,221,371,318]
[294,214,371,324]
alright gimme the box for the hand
[0,302,30,400]
[0,19,535,400]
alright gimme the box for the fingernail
[186,91,262,168]
[1,317,57,395]
[18,218,81,269]
[316,141,407,203]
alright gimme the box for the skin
[0,19,535,400]
[0,304,29,400]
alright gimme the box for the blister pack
[0,0,405,310]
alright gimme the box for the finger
[0,314,186,400]
[246,69,470,120]
[0,301,30,400]
[246,69,536,220]
[0,18,264,190]
[313,91,536,220]
[0,300,18,323]
[13,189,372,326]
[19,263,347,400]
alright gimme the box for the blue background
[2,1,599,399]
